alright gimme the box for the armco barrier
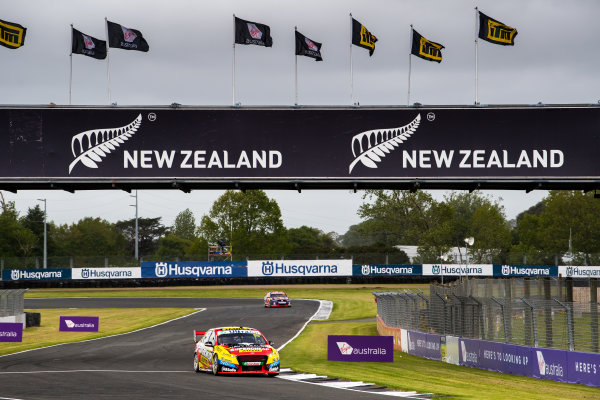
[380,318,600,386]
[457,337,600,387]
[376,316,402,351]
[405,330,442,361]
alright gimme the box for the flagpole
[407,25,413,106]
[349,13,353,105]
[69,24,73,105]
[474,7,479,105]
[294,26,298,106]
[232,14,236,106]
[105,17,111,105]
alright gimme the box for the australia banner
[1,106,600,190]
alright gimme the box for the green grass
[1,308,197,356]
[280,322,600,400]
[25,284,426,321]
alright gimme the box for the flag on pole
[72,28,107,59]
[107,20,149,52]
[478,11,518,46]
[411,29,444,63]
[234,17,272,47]
[351,18,377,56]
[0,18,26,49]
[295,30,322,61]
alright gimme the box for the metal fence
[375,277,600,354]
[0,289,28,317]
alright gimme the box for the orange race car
[193,327,280,376]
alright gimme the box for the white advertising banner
[422,264,493,277]
[559,265,600,278]
[247,259,352,277]
[72,267,141,280]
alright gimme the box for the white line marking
[0,308,206,359]
[0,370,190,375]
[277,299,324,351]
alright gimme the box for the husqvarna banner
[2,106,600,189]
[353,264,421,276]
[2,268,71,281]
[247,259,352,277]
[423,264,493,276]
[559,266,600,278]
[141,261,247,278]
[72,267,141,280]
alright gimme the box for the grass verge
[1,308,197,356]
[25,284,426,321]
[280,322,600,400]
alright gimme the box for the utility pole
[37,198,47,269]
[130,191,139,260]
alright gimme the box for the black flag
[234,17,273,47]
[411,29,444,63]
[478,11,518,46]
[71,28,106,59]
[351,18,377,56]
[0,18,26,49]
[295,30,322,61]
[107,20,149,52]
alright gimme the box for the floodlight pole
[130,191,139,260]
[37,198,47,269]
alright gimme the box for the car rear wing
[193,330,206,343]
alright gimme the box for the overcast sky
[2,0,598,234]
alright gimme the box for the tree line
[1,190,599,265]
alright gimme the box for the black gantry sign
[1,105,600,190]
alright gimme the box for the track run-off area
[0,297,419,400]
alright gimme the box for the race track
[0,297,400,399]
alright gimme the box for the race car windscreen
[217,332,267,347]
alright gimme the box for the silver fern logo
[68,114,142,174]
[348,114,421,174]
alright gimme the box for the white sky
[2,0,597,234]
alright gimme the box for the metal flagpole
[295,26,298,105]
[105,17,111,105]
[407,25,413,106]
[474,7,479,105]
[69,24,73,105]
[232,14,236,106]
[349,13,353,105]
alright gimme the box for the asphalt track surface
[0,297,393,400]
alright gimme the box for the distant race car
[264,291,292,308]
[193,327,280,376]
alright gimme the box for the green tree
[115,217,168,257]
[60,217,128,256]
[198,190,290,256]
[533,191,600,263]
[441,191,511,263]
[172,209,196,240]
[357,190,437,246]
[0,201,38,257]
[155,234,192,258]
[287,226,336,255]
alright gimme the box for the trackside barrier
[377,316,600,386]
[4,264,600,282]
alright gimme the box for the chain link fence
[375,277,600,353]
[0,289,28,318]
